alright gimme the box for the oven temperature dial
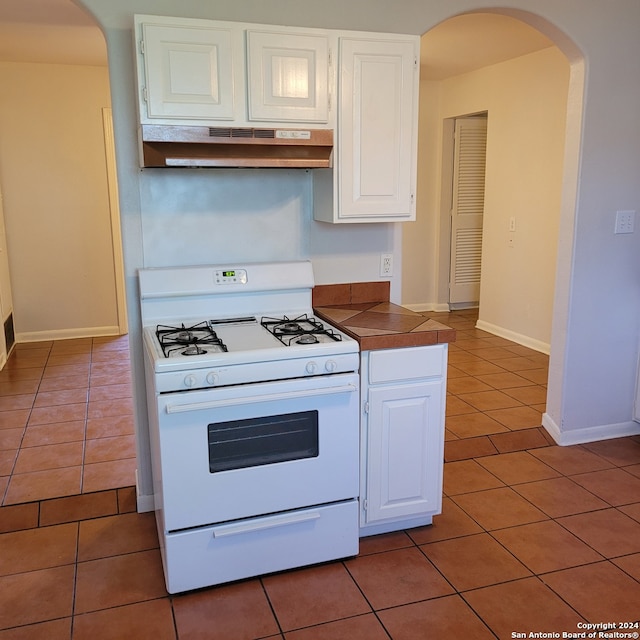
[305,361,318,374]
[325,360,337,373]
[206,372,219,386]
[184,374,197,388]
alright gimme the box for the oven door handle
[164,382,357,414]
[211,509,321,539]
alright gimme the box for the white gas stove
[139,261,360,593]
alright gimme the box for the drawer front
[161,500,358,593]
[369,344,445,384]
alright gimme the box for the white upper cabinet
[313,33,420,223]
[340,37,418,220]
[140,22,240,122]
[134,17,420,223]
[134,15,332,127]
[246,30,329,123]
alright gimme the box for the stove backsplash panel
[139,169,308,268]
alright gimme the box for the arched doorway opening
[403,9,585,441]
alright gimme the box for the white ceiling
[0,1,554,76]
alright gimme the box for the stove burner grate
[156,322,228,358]
[261,314,342,347]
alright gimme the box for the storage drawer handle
[211,510,321,538]
[165,383,357,414]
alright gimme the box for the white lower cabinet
[360,344,447,536]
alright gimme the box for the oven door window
[208,410,319,473]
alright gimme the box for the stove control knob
[184,374,197,388]
[206,372,219,386]
[325,360,337,373]
[306,361,318,374]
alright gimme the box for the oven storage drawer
[161,500,359,593]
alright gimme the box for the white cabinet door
[365,380,443,524]
[246,30,329,123]
[337,37,418,221]
[140,23,239,121]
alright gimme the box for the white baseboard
[136,493,155,513]
[16,325,122,343]
[475,319,550,355]
[136,471,155,513]
[542,412,640,446]
[404,302,451,313]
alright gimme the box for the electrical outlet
[615,210,635,234]
[380,253,393,277]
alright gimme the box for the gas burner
[281,322,303,334]
[182,345,207,356]
[156,322,228,358]
[261,314,342,346]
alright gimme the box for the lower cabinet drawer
[161,500,359,593]
[369,344,445,384]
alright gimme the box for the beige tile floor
[0,310,639,639]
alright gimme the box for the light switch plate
[615,210,635,234]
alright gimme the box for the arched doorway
[0,1,127,341]
[403,9,585,441]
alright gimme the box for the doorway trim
[102,107,128,334]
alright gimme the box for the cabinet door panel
[366,381,442,523]
[339,38,417,219]
[142,24,236,120]
[247,31,329,122]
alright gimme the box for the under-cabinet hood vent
[140,124,333,169]
[208,127,276,139]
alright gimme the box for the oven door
[154,372,359,532]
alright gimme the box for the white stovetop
[143,314,358,374]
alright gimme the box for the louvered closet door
[449,117,487,304]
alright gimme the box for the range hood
[140,124,333,169]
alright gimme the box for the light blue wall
[77,0,640,503]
